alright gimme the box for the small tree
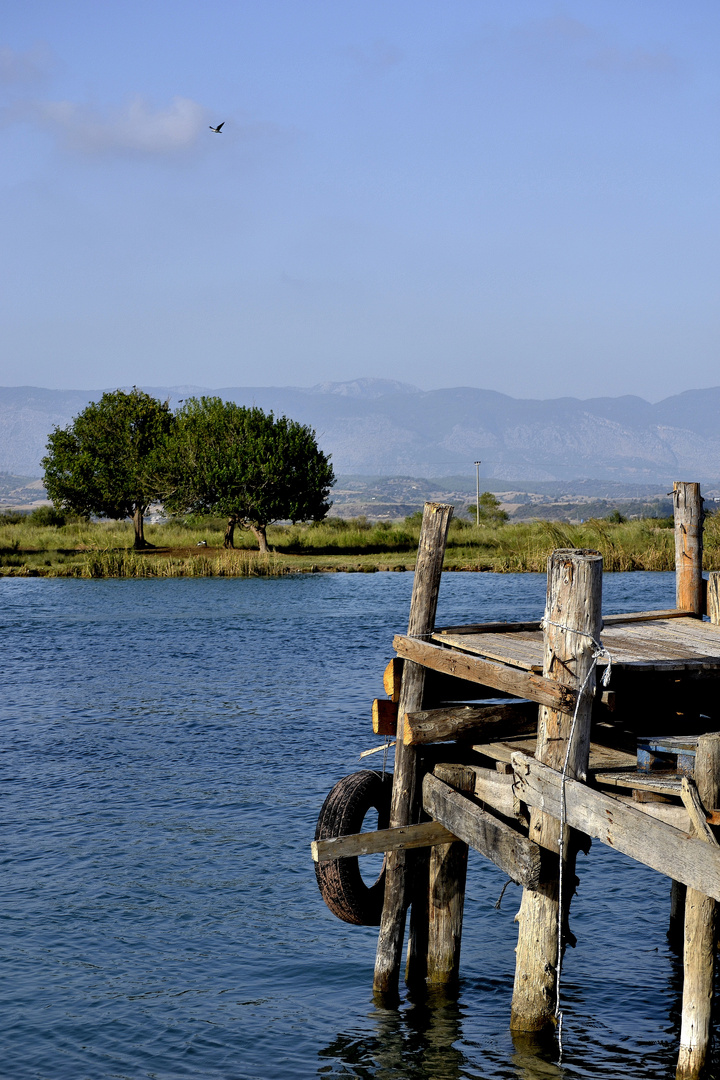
[42,388,174,549]
[468,491,509,526]
[162,397,335,551]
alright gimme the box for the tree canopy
[42,388,174,548]
[162,397,335,550]
[468,491,509,526]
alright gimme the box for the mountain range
[1,379,719,487]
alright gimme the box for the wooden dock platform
[313,482,720,1080]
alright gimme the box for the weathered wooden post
[510,549,602,1032]
[670,483,705,946]
[674,482,704,616]
[706,573,720,625]
[373,502,453,998]
[676,733,720,1079]
[418,764,473,989]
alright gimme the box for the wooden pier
[313,482,720,1078]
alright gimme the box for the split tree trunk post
[674,482,704,616]
[676,733,720,1080]
[670,484,704,945]
[414,764,473,990]
[373,502,453,999]
[510,548,603,1032]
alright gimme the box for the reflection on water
[510,1032,565,1080]
[320,994,468,1079]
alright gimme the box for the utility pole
[474,461,481,526]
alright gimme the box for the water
[2,570,715,1079]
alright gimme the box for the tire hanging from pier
[314,770,392,925]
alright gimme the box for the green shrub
[28,505,67,527]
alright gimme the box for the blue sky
[1,1,719,400]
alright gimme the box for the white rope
[541,617,613,1055]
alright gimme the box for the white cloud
[517,15,679,77]
[0,43,54,86]
[7,94,210,155]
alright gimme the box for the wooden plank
[603,609,695,624]
[593,770,683,795]
[311,819,458,863]
[511,752,720,901]
[437,620,541,635]
[434,762,515,818]
[608,621,720,659]
[474,738,636,771]
[393,634,578,713]
[372,699,398,736]
[403,701,536,746]
[433,631,544,672]
[477,736,537,764]
[434,610,693,637]
[374,501,453,998]
[423,773,542,889]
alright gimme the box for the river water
[3,570,717,1080]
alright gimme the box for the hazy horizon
[3,376,720,407]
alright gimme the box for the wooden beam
[403,701,536,746]
[393,634,578,714]
[434,610,693,637]
[373,502,453,998]
[434,762,516,819]
[423,773,543,890]
[511,752,720,902]
[372,699,398,736]
[603,609,695,624]
[382,658,403,702]
[311,820,459,863]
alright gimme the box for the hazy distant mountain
[2,379,720,485]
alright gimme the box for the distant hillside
[2,379,720,485]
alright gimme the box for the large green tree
[162,397,335,551]
[42,388,174,549]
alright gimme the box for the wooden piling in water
[676,732,720,1079]
[373,502,453,999]
[670,484,705,947]
[674,482,704,617]
[510,548,603,1033]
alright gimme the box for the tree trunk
[132,506,151,550]
[251,524,269,553]
[224,518,236,549]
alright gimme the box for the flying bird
[209,122,225,133]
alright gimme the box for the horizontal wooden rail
[434,609,695,637]
[423,773,542,889]
[512,752,720,900]
[393,634,577,713]
[311,820,458,863]
[404,701,536,746]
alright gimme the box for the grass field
[2,509,719,577]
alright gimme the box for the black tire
[314,770,392,926]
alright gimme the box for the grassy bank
[3,511,719,578]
